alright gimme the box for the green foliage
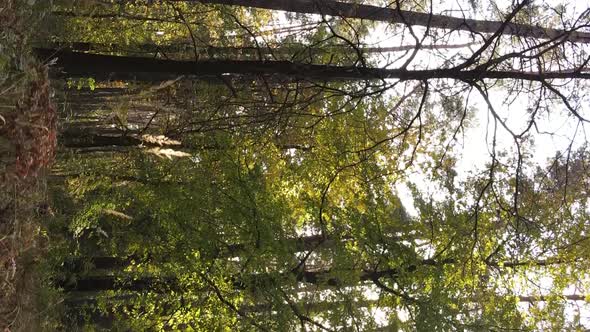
[35,0,590,331]
[67,77,96,90]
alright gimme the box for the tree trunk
[60,127,143,149]
[65,234,337,271]
[187,0,590,43]
[52,41,477,58]
[60,268,398,292]
[35,48,590,83]
[58,275,179,292]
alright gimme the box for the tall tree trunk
[60,126,143,149]
[186,0,590,43]
[35,48,590,82]
[58,275,179,292]
[65,234,339,271]
[60,268,400,292]
[52,41,477,58]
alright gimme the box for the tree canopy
[9,0,590,330]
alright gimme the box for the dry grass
[1,0,59,330]
[0,71,57,331]
[0,180,51,332]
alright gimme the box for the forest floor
[0,1,60,331]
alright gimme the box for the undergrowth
[0,0,62,331]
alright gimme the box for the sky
[275,0,590,328]
[369,0,590,327]
[153,0,590,328]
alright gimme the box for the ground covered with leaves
[0,1,60,330]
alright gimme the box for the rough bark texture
[189,0,590,43]
[60,125,142,149]
[51,41,477,56]
[35,48,590,82]
[60,268,401,292]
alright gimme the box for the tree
[190,0,590,43]
[51,40,477,59]
[40,0,590,330]
[36,47,590,82]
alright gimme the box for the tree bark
[52,41,477,57]
[65,234,337,270]
[58,275,178,292]
[61,134,143,149]
[60,268,400,292]
[35,48,590,83]
[187,0,590,43]
[60,126,143,149]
